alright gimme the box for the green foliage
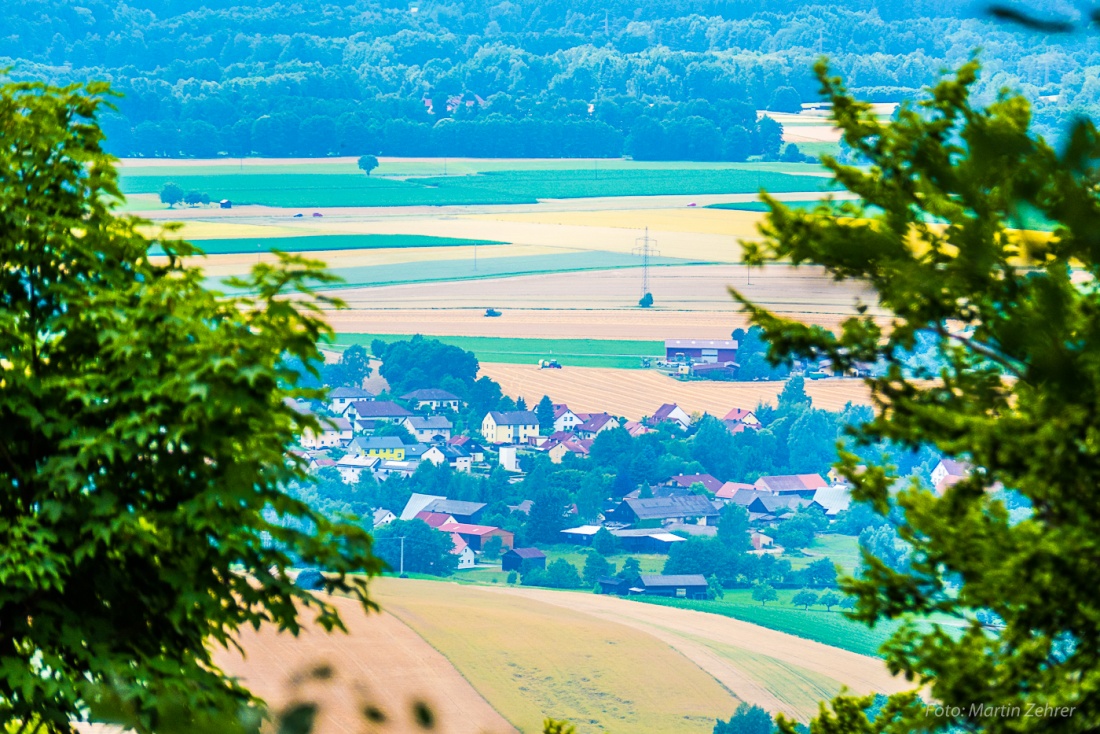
[717,505,752,553]
[481,535,504,561]
[373,520,458,576]
[638,292,654,308]
[706,574,725,600]
[751,581,778,606]
[536,395,555,434]
[592,527,621,556]
[543,719,576,734]
[158,181,183,207]
[819,592,841,611]
[154,234,507,257]
[357,154,379,175]
[522,559,583,589]
[582,551,614,586]
[772,513,817,551]
[740,56,1100,731]
[791,590,819,610]
[618,557,643,587]
[715,702,775,734]
[0,78,381,731]
[507,570,518,584]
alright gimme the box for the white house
[451,533,476,569]
[403,415,453,443]
[401,388,461,412]
[372,508,396,528]
[575,413,617,439]
[335,453,379,484]
[553,404,582,433]
[327,386,375,414]
[649,403,692,430]
[423,445,473,473]
[931,459,970,493]
[499,445,520,472]
[300,416,353,449]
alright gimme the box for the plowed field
[478,363,873,417]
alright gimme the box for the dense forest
[2,0,1093,158]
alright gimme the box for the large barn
[665,339,738,363]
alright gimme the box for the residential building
[544,435,593,463]
[423,445,472,472]
[499,445,520,472]
[300,415,353,449]
[666,473,723,494]
[482,410,539,444]
[575,412,616,439]
[812,486,852,515]
[402,415,453,443]
[448,436,485,462]
[450,533,476,569]
[552,404,582,433]
[342,400,412,428]
[609,495,720,526]
[613,528,687,554]
[502,547,546,572]
[401,388,461,412]
[648,403,692,430]
[715,482,756,500]
[665,339,738,364]
[438,521,514,551]
[931,459,970,494]
[754,473,828,495]
[335,454,378,484]
[423,498,487,524]
[723,408,761,426]
[327,386,375,414]
[372,508,396,528]
[351,435,406,461]
[400,493,445,520]
[623,420,651,437]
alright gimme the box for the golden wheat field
[478,363,873,417]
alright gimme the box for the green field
[120,164,834,208]
[336,335,664,369]
[788,533,862,575]
[151,233,506,256]
[637,589,895,657]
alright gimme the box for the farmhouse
[559,525,602,544]
[648,403,692,430]
[439,521,514,551]
[300,415,353,449]
[423,498,487,524]
[343,400,412,429]
[450,534,476,569]
[812,485,852,515]
[403,415,453,443]
[715,482,756,500]
[723,408,761,426]
[502,547,546,572]
[610,495,719,526]
[638,574,709,599]
[544,435,593,463]
[623,420,651,437]
[327,386,375,414]
[400,493,445,520]
[665,339,738,364]
[351,436,406,461]
[754,473,828,495]
[552,404,582,433]
[402,388,461,412]
[448,436,486,462]
[482,410,539,444]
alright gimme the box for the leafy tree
[663,537,726,576]
[714,703,775,734]
[618,557,643,587]
[374,421,415,443]
[819,592,841,611]
[767,86,802,113]
[536,394,555,434]
[639,292,654,308]
[526,481,570,544]
[592,527,620,555]
[0,79,381,731]
[516,396,527,411]
[545,559,584,589]
[791,590,819,610]
[583,551,614,586]
[373,520,458,576]
[357,154,379,175]
[183,189,207,206]
[159,181,183,207]
[338,344,372,387]
[706,574,725,600]
[802,558,839,587]
[717,504,752,552]
[692,415,737,478]
[751,581,778,606]
[857,524,910,573]
[838,596,856,612]
[507,570,518,584]
[481,535,504,560]
[772,514,816,551]
[746,58,1100,733]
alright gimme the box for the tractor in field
[538,359,562,369]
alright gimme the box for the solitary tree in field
[358,154,379,175]
[744,58,1100,733]
[818,591,841,612]
[791,590,818,610]
[638,292,654,308]
[159,180,183,207]
[0,78,382,732]
[751,581,777,606]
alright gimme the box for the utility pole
[400,535,405,576]
[632,227,659,299]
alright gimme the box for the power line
[632,227,659,299]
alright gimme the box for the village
[287,337,969,601]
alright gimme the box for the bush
[507,571,518,584]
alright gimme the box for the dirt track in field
[478,363,873,417]
[211,594,515,734]
[322,264,878,341]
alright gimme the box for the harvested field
[478,363,873,417]
[374,578,908,729]
[211,593,514,734]
[375,578,737,734]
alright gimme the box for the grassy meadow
[335,335,664,369]
[151,233,507,256]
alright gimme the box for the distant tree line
[0,0,1086,159]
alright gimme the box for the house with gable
[648,403,692,430]
[402,415,453,443]
[350,435,406,461]
[575,412,617,439]
[552,404,582,433]
[754,473,828,496]
[300,415,353,449]
[342,400,412,431]
[327,386,375,414]
[931,458,970,494]
[401,388,461,412]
